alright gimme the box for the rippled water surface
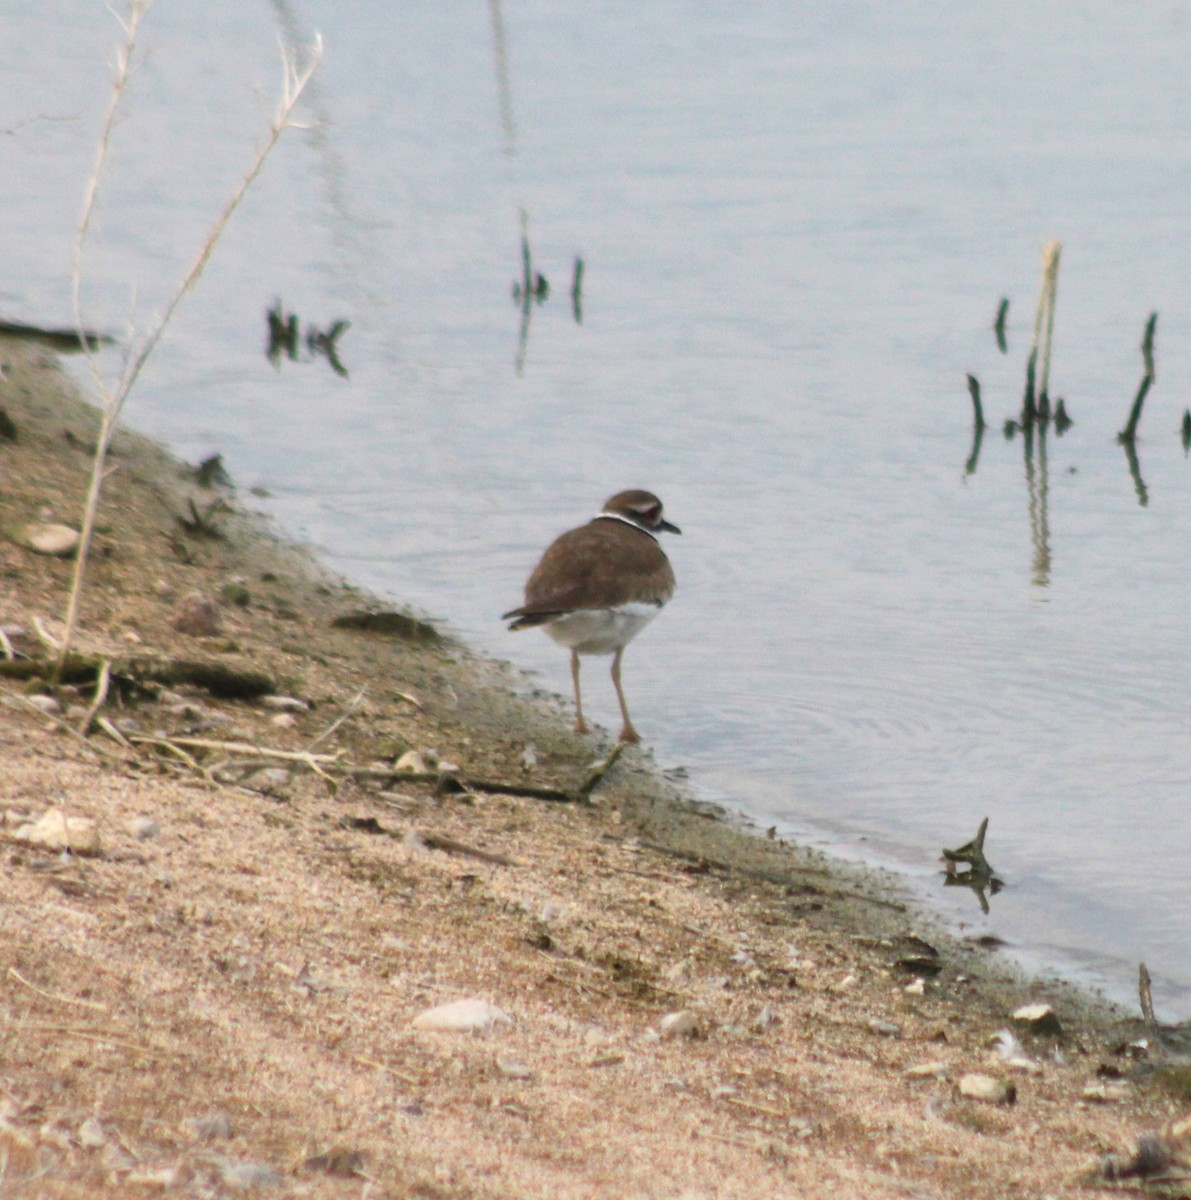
[7,2,1191,1013]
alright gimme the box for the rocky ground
[1,333,1189,1198]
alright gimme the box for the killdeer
[503,489,680,744]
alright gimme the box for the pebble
[261,694,309,712]
[1082,1081,1131,1103]
[496,1055,532,1079]
[127,816,160,841]
[182,1111,233,1140]
[868,1019,902,1039]
[77,1117,106,1149]
[394,750,430,774]
[660,1010,699,1039]
[959,1073,1016,1105]
[412,998,512,1034]
[270,712,298,729]
[905,1061,948,1079]
[23,694,60,717]
[1004,1056,1043,1075]
[1012,1002,1063,1036]
[218,1159,283,1189]
[14,807,100,854]
[172,592,221,637]
[8,521,79,557]
[752,1006,778,1031]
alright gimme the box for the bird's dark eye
[639,505,660,523]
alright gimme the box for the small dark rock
[172,592,221,637]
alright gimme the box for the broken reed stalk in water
[965,374,986,429]
[1119,312,1158,445]
[1023,241,1061,424]
[56,3,322,678]
[993,298,1009,354]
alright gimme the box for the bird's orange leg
[571,650,590,734]
[610,647,640,743]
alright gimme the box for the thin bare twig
[57,6,322,676]
[13,695,120,761]
[78,657,112,736]
[7,966,108,1012]
[305,683,367,752]
[126,732,338,766]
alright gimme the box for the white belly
[543,603,662,655]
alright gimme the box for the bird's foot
[575,717,591,735]
[617,725,641,745]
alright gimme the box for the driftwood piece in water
[942,816,995,874]
[942,817,1004,914]
[331,609,442,645]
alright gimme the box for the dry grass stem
[58,6,322,676]
[7,967,109,1013]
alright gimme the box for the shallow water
[7,1,1191,1014]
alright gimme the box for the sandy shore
[0,334,1184,1197]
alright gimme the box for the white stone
[394,750,429,773]
[496,1055,532,1079]
[14,808,100,854]
[127,816,160,841]
[9,521,79,557]
[659,1010,699,1039]
[959,1073,1016,1105]
[412,998,511,1034]
[261,695,309,712]
[77,1117,106,1148]
[905,1061,948,1079]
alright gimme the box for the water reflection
[1023,421,1052,587]
[1115,313,1159,507]
[993,298,1010,355]
[1121,435,1149,508]
[512,212,549,376]
[487,0,517,159]
[265,300,350,377]
[963,374,986,476]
